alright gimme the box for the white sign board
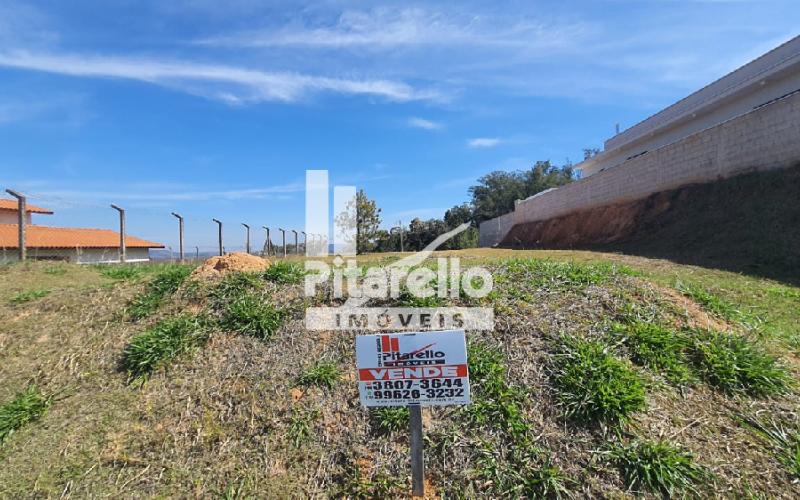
[356,330,470,407]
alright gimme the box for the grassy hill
[1,251,799,498]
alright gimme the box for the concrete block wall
[480,90,800,246]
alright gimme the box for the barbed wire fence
[1,187,317,264]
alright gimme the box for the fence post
[291,230,298,255]
[242,223,251,254]
[278,228,286,258]
[171,212,185,262]
[5,189,26,261]
[110,204,126,263]
[213,219,223,256]
[262,226,271,256]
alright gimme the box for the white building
[0,199,164,264]
[479,35,800,247]
[577,35,800,178]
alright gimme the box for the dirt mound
[191,252,271,280]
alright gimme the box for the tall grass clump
[688,329,789,396]
[552,337,646,426]
[128,264,193,320]
[611,440,709,496]
[0,386,50,444]
[211,271,263,304]
[611,322,693,384]
[120,314,209,381]
[219,293,284,340]
[263,261,305,284]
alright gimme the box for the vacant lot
[1,250,798,498]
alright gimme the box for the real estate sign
[355,330,470,407]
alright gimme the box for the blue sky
[0,0,798,252]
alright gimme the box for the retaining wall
[479,90,800,247]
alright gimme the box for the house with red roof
[0,200,164,264]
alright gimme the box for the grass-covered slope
[0,253,799,498]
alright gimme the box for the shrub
[611,322,693,384]
[120,314,208,380]
[297,361,341,389]
[611,440,709,496]
[219,294,284,340]
[263,261,305,284]
[9,289,50,304]
[0,386,50,444]
[689,329,789,396]
[552,338,646,425]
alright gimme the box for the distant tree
[355,189,381,254]
[469,161,575,223]
[583,148,601,160]
[444,203,474,229]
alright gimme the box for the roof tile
[0,224,164,249]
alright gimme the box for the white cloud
[407,117,443,130]
[0,51,439,104]
[5,181,304,207]
[197,7,588,52]
[467,137,503,148]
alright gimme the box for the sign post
[355,330,470,497]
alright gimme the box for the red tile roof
[0,199,53,214]
[0,225,164,249]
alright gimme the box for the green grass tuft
[263,261,305,284]
[503,258,618,290]
[43,265,67,276]
[127,265,193,320]
[287,408,320,446]
[219,293,284,340]
[96,264,148,281]
[210,271,263,304]
[0,386,50,445]
[611,321,694,384]
[552,337,646,425]
[611,440,709,496]
[463,343,530,438]
[297,361,341,389]
[677,282,740,321]
[370,407,409,434]
[120,314,209,380]
[475,443,570,498]
[688,329,789,396]
[9,289,51,304]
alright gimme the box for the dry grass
[0,252,798,498]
